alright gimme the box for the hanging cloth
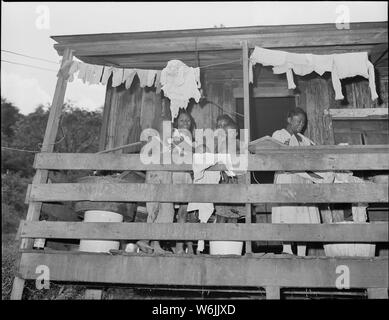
[123,69,137,89]
[68,61,81,82]
[136,69,149,88]
[160,60,201,121]
[331,52,378,100]
[77,63,88,83]
[89,65,104,85]
[111,68,124,87]
[249,47,378,101]
[101,66,114,85]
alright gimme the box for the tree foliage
[1,98,103,176]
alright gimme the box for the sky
[1,1,387,115]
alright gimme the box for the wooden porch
[10,21,389,299]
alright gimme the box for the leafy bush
[1,172,30,233]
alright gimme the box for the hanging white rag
[123,69,137,89]
[84,63,95,84]
[111,68,124,87]
[249,47,378,100]
[135,69,149,88]
[77,63,87,83]
[312,54,334,76]
[146,70,158,87]
[272,53,315,89]
[160,60,202,121]
[68,61,80,82]
[89,65,104,85]
[331,52,378,100]
[187,153,221,252]
[249,47,288,84]
[101,66,114,85]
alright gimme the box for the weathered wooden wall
[99,73,240,147]
[296,74,388,145]
[99,64,388,150]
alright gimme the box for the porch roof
[51,21,388,77]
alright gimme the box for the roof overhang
[51,22,388,77]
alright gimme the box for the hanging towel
[77,63,87,83]
[249,47,293,88]
[112,68,124,87]
[187,153,221,252]
[332,52,378,100]
[187,152,242,219]
[68,61,80,82]
[123,69,137,89]
[84,64,95,84]
[146,70,158,87]
[250,47,288,68]
[160,60,202,121]
[312,54,334,76]
[89,65,104,85]
[136,69,149,88]
[249,47,378,100]
[101,66,114,85]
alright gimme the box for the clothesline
[205,100,244,118]
[1,146,39,153]
[198,59,242,69]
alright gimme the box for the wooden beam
[266,286,281,299]
[10,276,25,300]
[27,183,388,204]
[52,24,387,56]
[51,22,387,44]
[33,150,389,171]
[367,288,388,299]
[19,251,389,288]
[242,40,252,255]
[84,289,103,300]
[19,221,389,242]
[98,78,113,151]
[20,48,73,251]
[325,108,389,120]
[233,87,295,98]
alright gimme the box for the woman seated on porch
[137,110,197,254]
[271,107,321,256]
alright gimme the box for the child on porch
[171,109,198,254]
[214,119,246,223]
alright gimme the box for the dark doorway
[236,95,296,253]
[236,96,296,183]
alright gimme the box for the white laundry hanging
[249,46,378,101]
[160,60,201,121]
[187,152,245,252]
[62,61,163,92]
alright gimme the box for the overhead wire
[1,59,57,72]
[1,49,59,64]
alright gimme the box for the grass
[1,233,87,300]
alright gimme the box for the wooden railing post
[11,47,73,300]
[242,40,252,254]
[266,286,281,299]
